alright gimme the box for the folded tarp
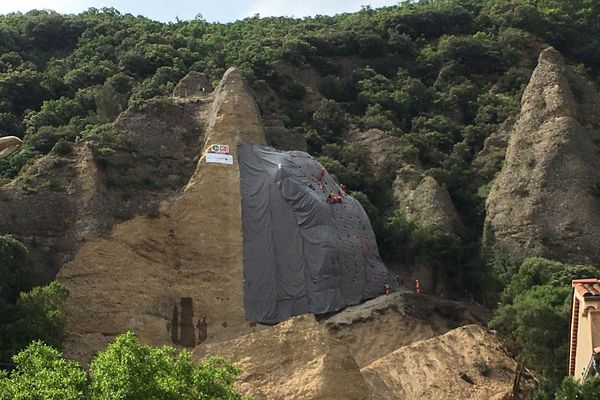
[239,143,396,324]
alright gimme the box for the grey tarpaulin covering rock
[239,142,397,324]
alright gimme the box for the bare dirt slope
[190,295,510,400]
[323,291,490,367]
[192,315,371,400]
[58,68,266,362]
[361,324,515,400]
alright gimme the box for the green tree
[0,70,48,116]
[23,11,84,51]
[0,342,87,400]
[556,376,600,399]
[14,282,70,350]
[492,284,570,391]
[0,235,33,304]
[0,236,69,364]
[490,257,600,397]
[0,332,249,400]
[312,99,347,141]
[91,336,249,400]
[380,210,417,263]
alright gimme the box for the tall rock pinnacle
[484,47,600,265]
[58,68,266,361]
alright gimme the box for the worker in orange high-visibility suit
[415,279,421,294]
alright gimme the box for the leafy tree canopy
[0,332,249,400]
[490,257,600,398]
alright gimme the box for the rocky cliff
[58,68,266,361]
[485,47,600,265]
[348,128,462,233]
[0,96,203,283]
[0,66,522,399]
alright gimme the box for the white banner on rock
[205,153,234,165]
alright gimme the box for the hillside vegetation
[0,0,598,275]
[1,0,600,398]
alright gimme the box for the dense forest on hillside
[1,0,600,397]
[0,0,598,289]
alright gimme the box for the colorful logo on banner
[208,144,230,154]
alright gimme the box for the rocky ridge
[322,291,490,367]
[191,295,513,400]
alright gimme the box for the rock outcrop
[0,96,203,283]
[348,128,462,233]
[393,168,463,233]
[348,129,462,232]
[348,128,463,294]
[361,324,516,400]
[193,315,371,400]
[484,47,600,264]
[172,71,213,98]
[393,169,463,294]
[323,291,490,368]
[348,128,413,181]
[263,116,307,151]
[58,68,266,361]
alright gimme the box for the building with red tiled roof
[569,279,600,380]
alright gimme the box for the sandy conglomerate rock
[323,291,490,368]
[485,47,600,264]
[192,315,371,400]
[58,68,266,362]
[361,324,515,400]
[172,71,213,98]
[393,171,463,233]
[0,96,202,283]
